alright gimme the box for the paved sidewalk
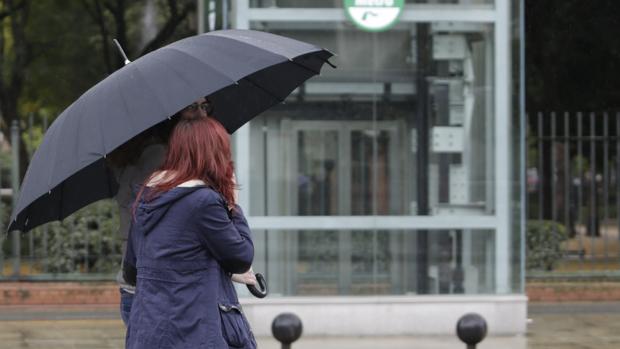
[526,302,620,349]
[0,302,619,348]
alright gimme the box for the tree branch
[0,0,31,178]
[107,0,128,70]
[0,0,25,20]
[7,0,30,109]
[139,0,196,56]
[82,0,114,73]
[0,16,6,129]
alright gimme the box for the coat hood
[132,185,205,235]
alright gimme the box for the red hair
[138,116,236,206]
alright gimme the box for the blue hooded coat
[124,185,256,349]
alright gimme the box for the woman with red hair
[123,104,257,349]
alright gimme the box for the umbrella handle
[247,273,268,298]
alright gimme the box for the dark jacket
[124,185,256,349]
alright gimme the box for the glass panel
[248,23,495,216]
[351,129,401,215]
[406,0,493,3]
[249,0,494,8]
[251,0,342,7]
[248,229,496,296]
[297,130,340,215]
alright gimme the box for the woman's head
[144,116,235,205]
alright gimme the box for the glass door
[284,120,405,294]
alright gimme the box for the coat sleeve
[196,191,254,274]
[123,228,137,286]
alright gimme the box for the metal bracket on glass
[431,22,487,34]
[449,164,469,204]
[433,35,467,60]
[431,126,464,153]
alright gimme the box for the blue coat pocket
[218,303,253,348]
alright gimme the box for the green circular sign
[344,0,404,32]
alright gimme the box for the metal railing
[0,115,121,280]
[527,111,620,274]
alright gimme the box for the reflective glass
[249,0,494,8]
[248,229,497,296]
[248,23,496,217]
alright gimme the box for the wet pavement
[0,302,619,348]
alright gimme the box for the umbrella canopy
[9,29,334,233]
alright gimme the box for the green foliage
[0,149,11,188]
[32,199,121,274]
[572,155,589,175]
[526,220,568,271]
[0,1,197,277]
[8,1,197,148]
[22,1,104,115]
[21,120,45,156]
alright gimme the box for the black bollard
[456,313,487,349]
[271,312,303,349]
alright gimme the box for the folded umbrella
[9,29,334,233]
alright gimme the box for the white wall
[241,295,528,336]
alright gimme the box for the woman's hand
[231,268,257,286]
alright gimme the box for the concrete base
[255,335,528,349]
[240,295,528,336]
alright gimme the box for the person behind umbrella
[107,122,170,326]
[110,98,257,328]
[123,110,257,349]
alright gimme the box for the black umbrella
[9,29,334,233]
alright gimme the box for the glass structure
[231,0,522,297]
